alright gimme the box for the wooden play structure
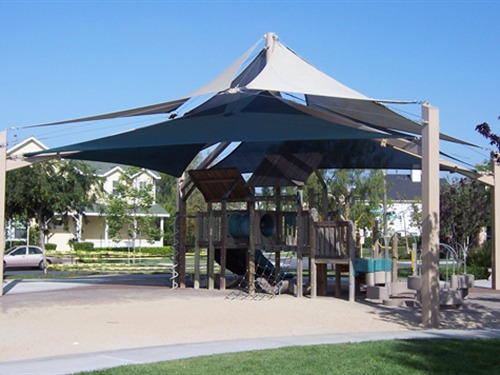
[173,167,358,301]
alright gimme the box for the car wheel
[38,259,52,270]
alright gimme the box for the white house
[7,138,170,250]
[384,170,422,237]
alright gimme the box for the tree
[154,172,177,245]
[6,159,101,250]
[102,167,160,250]
[326,169,385,227]
[476,116,500,161]
[304,170,327,216]
[439,178,490,249]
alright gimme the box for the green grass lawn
[80,339,500,375]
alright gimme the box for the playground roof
[29,33,474,181]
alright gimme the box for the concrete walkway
[1,328,500,374]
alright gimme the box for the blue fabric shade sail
[31,92,404,177]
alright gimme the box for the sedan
[3,245,55,270]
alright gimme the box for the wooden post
[175,174,188,289]
[275,187,281,279]
[207,202,215,290]
[421,103,440,328]
[310,223,317,298]
[194,213,201,289]
[392,234,399,282]
[0,130,6,295]
[296,187,304,297]
[335,265,342,297]
[220,200,227,290]
[248,197,256,295]
[492,157,500,290]
[348,221,355,302]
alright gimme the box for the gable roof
[385,174,422,201]
[84,161,160,180]
[8,137,48,156]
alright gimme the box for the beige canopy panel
[246,38,369,99]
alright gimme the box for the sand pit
[1,275,499,362]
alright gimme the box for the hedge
[72,242,95,251]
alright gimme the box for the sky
[1,0,499,170]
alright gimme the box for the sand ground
[1,274,499,362]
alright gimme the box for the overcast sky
[1,1,498,168]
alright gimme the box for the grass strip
[79,338,500,375]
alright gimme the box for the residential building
[384,170,422,237]
[7,138,170,250]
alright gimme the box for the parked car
[3,245,56,270]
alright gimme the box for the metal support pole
[265,32,277,62]
[421,103,440,328]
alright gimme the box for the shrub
[93,246,173,256]
[466,264,490,280]
[142,246,173,256]
[45,243,57,250]
[72,242,95,251]
[467,240,491,279]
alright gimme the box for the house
[7,138,170,250]
[384,170,422,237]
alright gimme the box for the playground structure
[405,242,475,308]
[172,168,398,302]
[6,32,498,329]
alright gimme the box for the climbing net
[225,246,296,300]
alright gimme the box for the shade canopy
[29,32,473,181]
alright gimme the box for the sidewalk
[2,328,500,374]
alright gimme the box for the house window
[139,180,147,190]
[112,181,120,197]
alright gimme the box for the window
[112,180,120,197]
[12,248,26,256]
[29,247,42,255]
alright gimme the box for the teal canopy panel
[31,92,403,176]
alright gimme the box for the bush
[93,246,173,256]
[467,240,491,279]
[72,242,95,251]
[142,246,173,256]
[44,243,57,250]
[466,264,490,280]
